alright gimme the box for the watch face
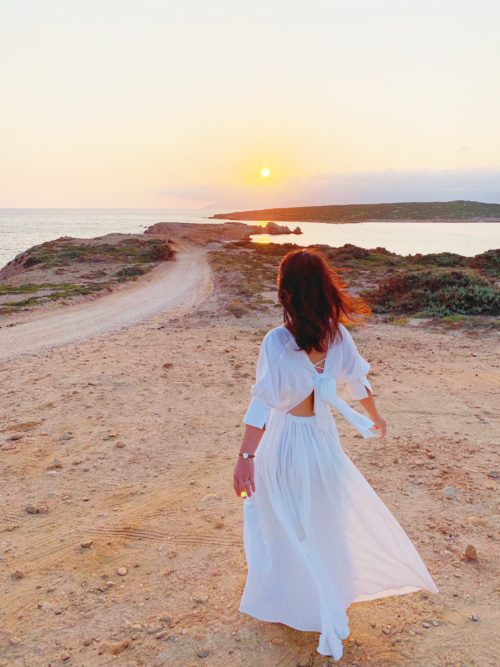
[243,452,248,459]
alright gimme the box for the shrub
[116,265,146,280]
[407,252,468,267]
[469,248,500,277]
[364,269,500,316]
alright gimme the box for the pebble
[46,459,63,470]
[12,569,24,579]
[80,540,93,549]
[461,544,478,561]
[470,614,479,622]
[159,614,174,626]
[466,515,487,527]
[442,486,459,500]
[381,625,392,635]
[117,567,128,576]
[422,622,431,628]
[99,639,130,655]
[37,601,54,611]
[197,650,209,658]
[115,442,126,448]
[271,637,284,645]
[60,432,73,441]
[193,594,209,603]
[26,503,49,514]
[145,624,161,634]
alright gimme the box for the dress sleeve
[242,332,278,429]
[338,324,374,401]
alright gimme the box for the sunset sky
[1,0,499,208]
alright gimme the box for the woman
[233,248,439,661]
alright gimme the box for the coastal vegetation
[364,269,499,317]
[20,236,174,269]
[0,235,175,314]
[208,241,500,329]
[211,200,500,224]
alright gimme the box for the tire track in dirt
[1,459,238,630]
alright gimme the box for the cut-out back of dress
[311,356,326,373]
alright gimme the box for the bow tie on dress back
[313,374,376,438]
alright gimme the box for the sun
[260,167,271,178]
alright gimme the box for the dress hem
[239,582,437,637]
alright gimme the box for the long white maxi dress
[239,323,439,661]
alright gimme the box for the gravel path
[0,245,213,362]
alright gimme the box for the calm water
[0,209,499,269]
[250,221,500,257]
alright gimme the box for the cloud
[152,168,500,210]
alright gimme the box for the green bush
[407,252,468,267]
[469,248,500,277]
[116,265,146,279]
[365,269,500,316]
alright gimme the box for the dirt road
[0,245,213,362]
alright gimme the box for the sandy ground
[1,247,499,666]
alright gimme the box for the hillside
[211,200,500,223]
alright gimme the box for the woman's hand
[233,458,256,498]
[371,413,387,438]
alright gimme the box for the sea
[0,208,499,269]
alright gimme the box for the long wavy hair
[277,247,371,352]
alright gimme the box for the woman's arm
[233,424,265,498]
[358,388,387,437]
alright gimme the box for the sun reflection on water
[251,234,272,244]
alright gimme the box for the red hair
[277,248,371,352]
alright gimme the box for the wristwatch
[239,451,255,460]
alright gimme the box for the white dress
[239,323,439,661]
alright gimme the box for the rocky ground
[0,230,499,666]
